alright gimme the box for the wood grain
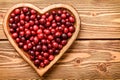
[0,40,120,79]
[0,0,120,39]
[0,0,120,79]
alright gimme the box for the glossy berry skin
[9,7,75,68]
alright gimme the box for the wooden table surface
[0,0,120,79]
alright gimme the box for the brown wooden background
[0,0,120,79]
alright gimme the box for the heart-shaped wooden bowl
[3,3,80,76]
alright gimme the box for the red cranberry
[35,51,40,56]
[29,20,34,26]
[58,44,63,50]
[52,23,57,28]
[34,59,40,67]
[36,45,41,51]
[20,20,25,25]
[48,15,53,21]
[28,43,32,49]
[43,52,49,58]
[48,49,53,54]
[46,21,51,27]
[55,38,61,43]
[10,28,15,33]
[41,39,47,44]
[55,32,61,37]
[61,13,66,19]
[61,33,68,39]
[52,42,58,48]
[23,44,28,51]
[44,59,49,65]
[64,27,69,33]
[37,29,42,34]
[20,14,25,20]
[51,28,55,34]
[38,55,43,60]
[25,23,30,28]
[30,15,36,20]
[34,36,39,44]
[11,13,15,17]
[9,18,14,23]
[48,35,53,41]
[55,16,61,21]
[48,44,52,49]
[25,16,29,21]
[67,32,72,38]
[39,18,46,24]
[41,15,46,19]
[69,26,75,33]
[37,33,44,40]
[14,8,21,15]
[40,62,45,67]
[19,31,25,36]
[30,9,36,14]
[12,33,18,39]
[49,55,54,61]
[14,16,20,22]
[61,40,67,46]
[33,25,39,31]
[44,29,50,35]
[22,7,28,13]
[16,38,20,43]
[54,49,60,54]
[18,42,23,48]
[42,45,47,51]
[69,16,75,23]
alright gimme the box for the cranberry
[36,45,41,51]
[22,7,28,13]
[67,32,72,38]
[69,26,75,33]
[23,45,28,51]
[30,9,36,14]
[61,13,66,19]
[44,29,50,35]
[25,23,30,28]
[41,39,47,44]
[61,33,68,39]
[20,14,25,20]
[48,35,53,40]
[44,59,49,65]
[9,18,14,23]
[55,16,61,21]
[55,32,61,37]
[14,8,21,15]
[34,36,39,44]
[19,31,25,36]
[16,38,20,43]
[40,62,45,67]
[37,33,44,40]
[39,18,46,24]
[43,52,49,58]
[42,45,47,51]
[18,42,24,48]
[48,15,53,21]
[33,25,39,31]
[61,40,67,46]
[9,7,76,68]
[49,55,54,61]
[34,59,40,67]
[28,43,32,49]
[64,27,69,33]
[11,13,15,17]
[52,42,58,48]
[12,33,18,39]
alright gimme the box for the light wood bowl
[3,3,80,77]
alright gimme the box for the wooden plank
[0,40,120,79]
[0,0,120,39]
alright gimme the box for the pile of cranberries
[8,7,75,68]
